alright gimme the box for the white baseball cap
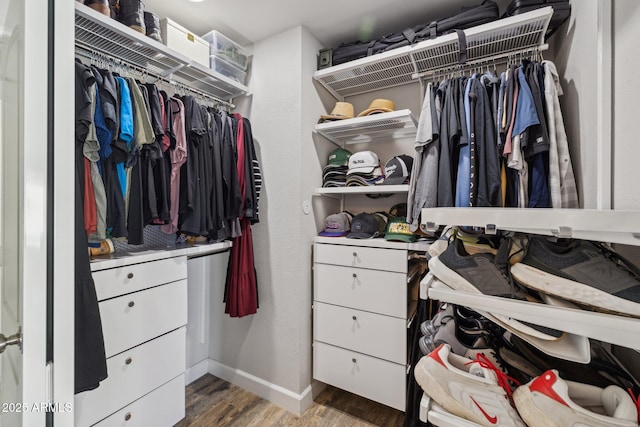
[347,151,380,175]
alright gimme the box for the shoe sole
[414,357,488,426]
[429,257,563,341]
[513,386,562,427]
[511,263,640,318]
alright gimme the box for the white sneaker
[513,369,639,427]
[414,343,526,427]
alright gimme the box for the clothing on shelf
[407,59,578,228]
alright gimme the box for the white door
[0,0,50,426]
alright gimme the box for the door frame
[50,0,75,426]
[19,0,54,425]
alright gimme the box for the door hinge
[45,361,53,404]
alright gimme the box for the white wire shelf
[315,185,409,196]
[420,208,640,246]
[314,7,553,100]
[315,110,417,146]
[75,2,249,101]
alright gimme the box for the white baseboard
[207,358,314,416]
[185,359,210,385]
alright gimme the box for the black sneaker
[429,236,564,340]
[511,237,640,317]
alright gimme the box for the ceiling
[143,0,510,50]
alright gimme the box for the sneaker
[508,334,637,391]
[511,237,640,317]
[513,370,639,427]
[420,303,454,336]
[415,343,527,427]
[419,311,487,355]
[429,236,564,340]
[419,313,507,374]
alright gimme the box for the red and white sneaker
[513,370,639,427]
[414,343,526,427]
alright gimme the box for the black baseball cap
[381,155,413,185]
[347,213,385,239]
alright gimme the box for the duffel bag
[413,0,500,42]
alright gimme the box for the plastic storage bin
[160,18,209,67]
[209,56,247,85]
[202,30,249,70]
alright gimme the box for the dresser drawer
[313,341,406,411]
[314,244,407,273]
[93,257,187,301]
[75,328,186,427]
[92,374,185,427]
[100,280,187,358]
[314,264,407,318]
[314,302,406,364]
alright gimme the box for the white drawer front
[93,257,187,301]
[100,280,187,358]
[314,264,407,318]
[75,328,186,427]
[92,374,185,427]
[314,302,406,364]
[313,341,406,411]
[314,244,407,273]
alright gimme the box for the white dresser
[312,237,426,411]
[75,254,188,427]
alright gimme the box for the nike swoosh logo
[471,396,498,424]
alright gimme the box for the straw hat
[357,98,396,117]
[320,102,355,121]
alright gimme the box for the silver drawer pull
[352,315,357,321]
[352,252,357,257]
[125,357,132,365]
[127,272,134,279]
[352,358,357,363]
[352,273,357,278]
[128,301,135,308]
[124,412,132,421]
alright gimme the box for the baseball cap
[325,147,352,168]
[347,151,380,175]
[347,213,385,239]
[319,212,352,237]
[385,216,417,243]
[381,155,413,185]
[389,203,408,218]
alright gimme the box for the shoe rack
[420,207,640,246]
[420,272,639,354]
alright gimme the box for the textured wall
[208,26,319,400]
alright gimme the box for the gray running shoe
[420,303,454,336]
[511,237,640,317]
[429,236,564,340]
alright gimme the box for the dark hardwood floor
[175,374,405,427]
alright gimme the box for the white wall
[550,0,600,209]
[206,25,326,414]
[613,0,640,209]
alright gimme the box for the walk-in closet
[2,1,640,426]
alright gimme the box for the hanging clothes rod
[411,43,549,81]
[75,44,236,110]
